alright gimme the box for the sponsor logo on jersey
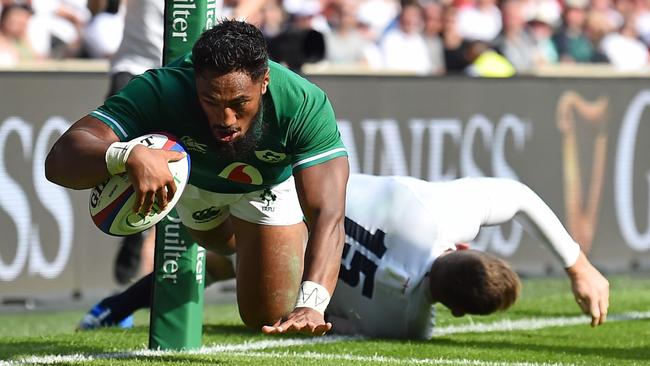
[255,149,286,163]
[181,136,207,153]
[218,162,263,184]
[192,206,222,223]
[259,188,277,212]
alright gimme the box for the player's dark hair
[429,250,521,315]
[192,19,268,81]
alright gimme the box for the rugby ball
[89,133,191,236]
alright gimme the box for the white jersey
[327,174,580,339]
[110,0,165,75]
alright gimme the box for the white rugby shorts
[175,176,304,231]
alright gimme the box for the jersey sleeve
[89,71,161,141]
[464,177,581,267]
[287,88,347,173]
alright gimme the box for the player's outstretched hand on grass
[261,307,332,336]
[565,251,610,327]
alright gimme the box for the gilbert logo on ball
[89,133,191,236]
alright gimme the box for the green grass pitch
[1,275,649,365]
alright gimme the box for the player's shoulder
[123,53,195,98]
[268,61,326,98]
[136,53,194,85]
[266,61,332,127]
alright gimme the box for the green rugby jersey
[91,54,347,193]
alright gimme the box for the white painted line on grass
[190,335,361,353]
[3,350,572,366]
[227,351,574,366]
[431,310,650,336]
[1,336,358,365]
[4,310,648,365]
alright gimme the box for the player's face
[196,69,269,145]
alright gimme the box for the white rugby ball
[89,133,191,236]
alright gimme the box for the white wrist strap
[105,141,139,175]
[294,281,331,315]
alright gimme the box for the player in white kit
[320,174,608,339]
[79,174,609,339]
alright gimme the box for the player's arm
[474,178,609,326]
[45,115,119,189]
[45,115,185,214]
[262,156,349,335]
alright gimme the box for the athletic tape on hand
[105,141,139,175]
[294,281,331,315]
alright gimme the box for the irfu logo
[260,188,277,212]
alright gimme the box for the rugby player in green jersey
[45,20,349,336]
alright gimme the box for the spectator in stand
[496,0,538,73]
[356,0,401,42]
[584,9,612,57]
[633,0,650,47]
[324,0,379,69]
[283,0,330,34]
[266,1,327,72]
[221,0,268,24]
[422,0,446,75]
[83,0,124,59]
[519,0,561,26]
[613,0,636,20]
[552,0,600,63]
[457,0,502,42]
[30,0,91,58]
[591,0,623,29]
[379,2,432,74]
[464,38,516,76]
[258,0,286,39]
[442,4,468,73]
[0,3,41,66]
[599,17,649,70]
[528,8,560,65]
[0,0,47,60]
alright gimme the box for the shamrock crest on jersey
[255,149,286,163]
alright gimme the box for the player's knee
[237,289,296,329]
[238,302,293,329]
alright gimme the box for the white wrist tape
[294,281,331,315]
[105,141,139,175]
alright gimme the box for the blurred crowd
[1,0,649,75]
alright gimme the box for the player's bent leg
[232,217,308,329]
[178,178,306,329]
[176,184,240,255]
[205,250,236,282]
[185,219,236,255]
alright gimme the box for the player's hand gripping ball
[89,133,190,236]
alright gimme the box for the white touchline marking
[227,351,574,366]
[3,350,572,366]
[189,335,361,353]
[2,336,359,365]
[431,310,650,336]
[4,311,649,366]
